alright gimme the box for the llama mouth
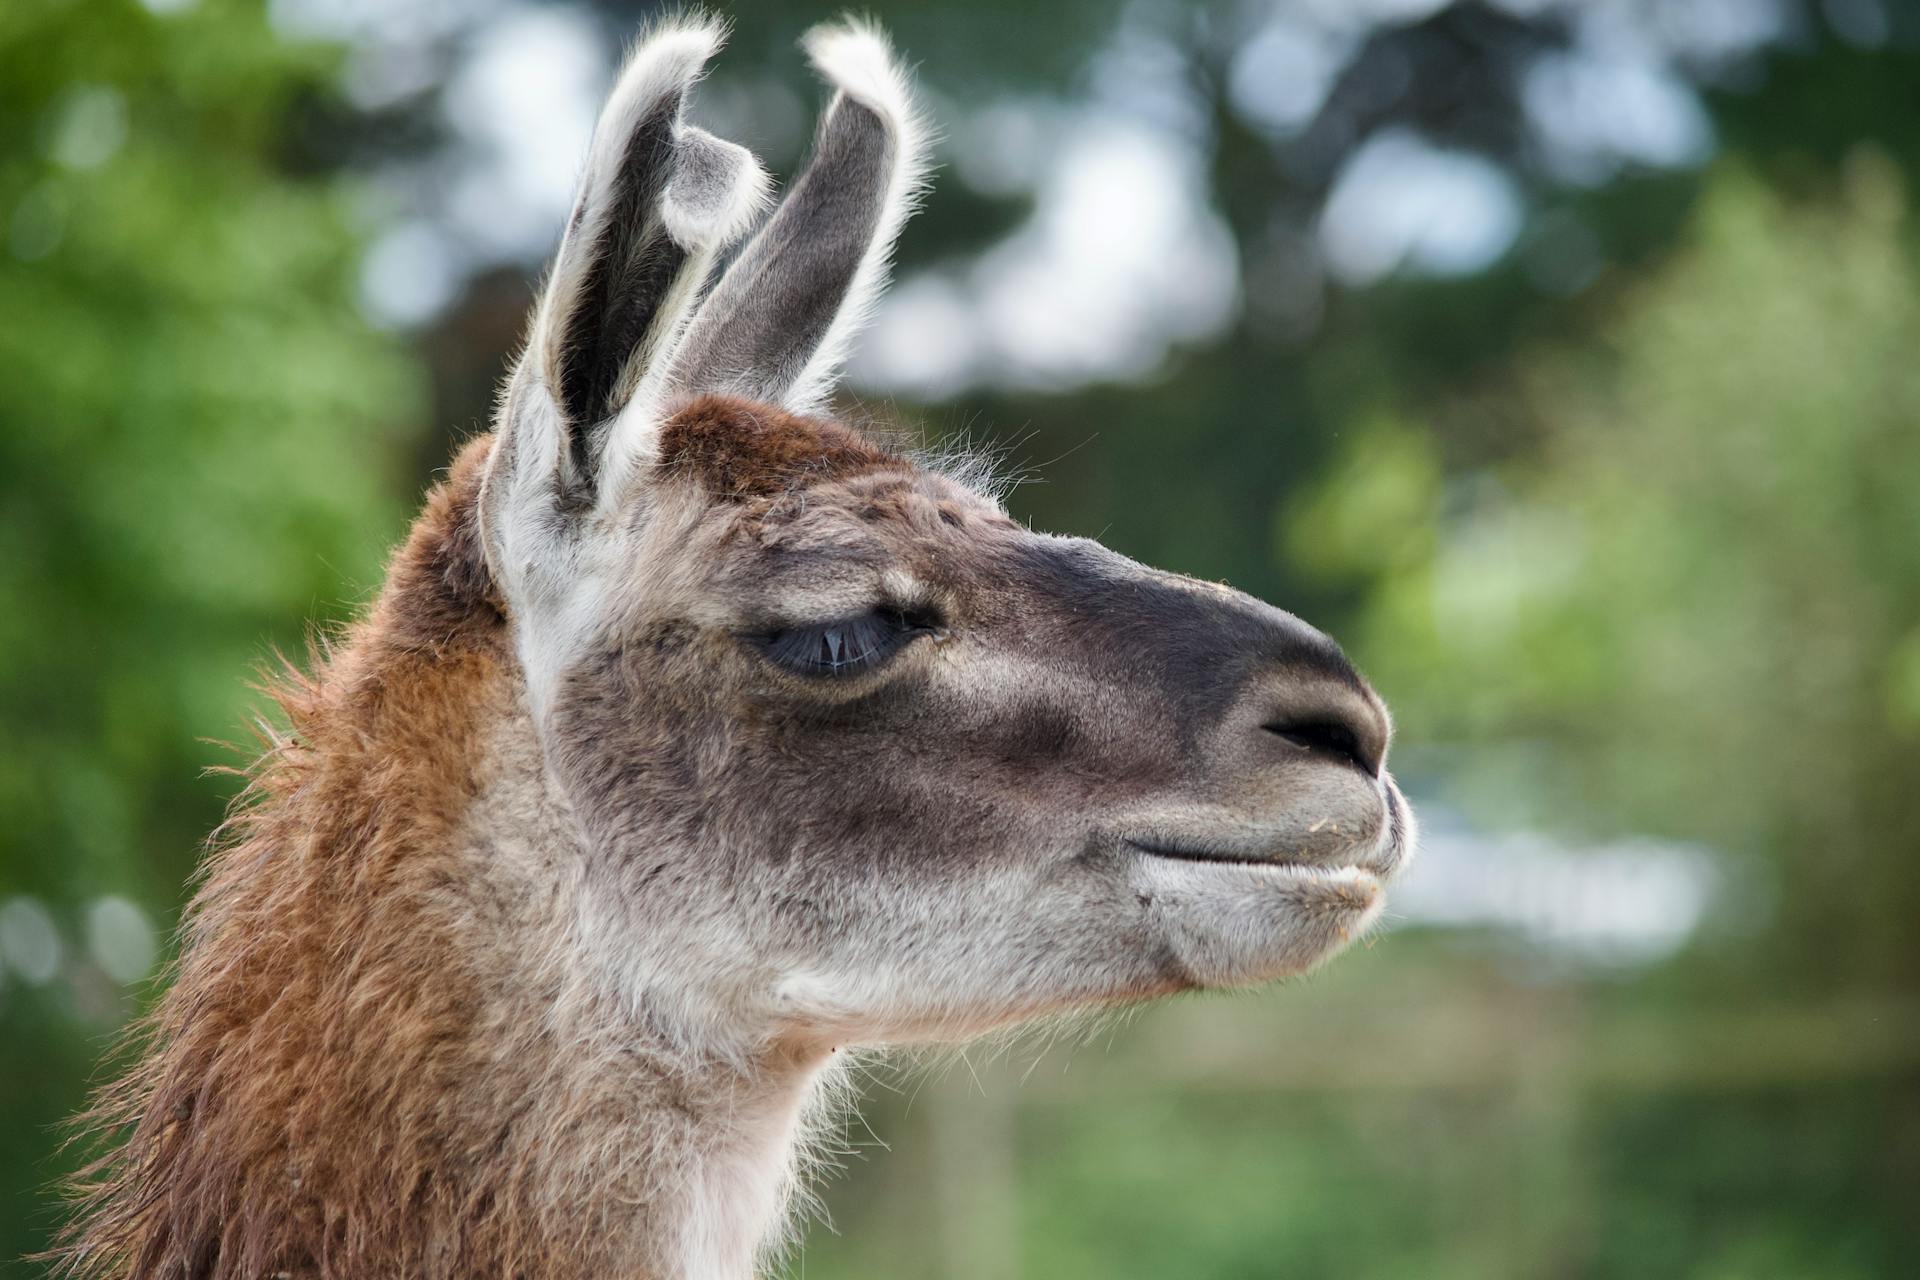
[1120,778,1413,879]
[1123,837,1316,869]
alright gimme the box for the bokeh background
[4,0,1919,1274]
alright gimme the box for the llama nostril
[1264,718,1379,776]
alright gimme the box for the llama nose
[1263,711,1384,776]
[1257,681,1389,778]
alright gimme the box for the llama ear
[520,15,768,489]
[668,19,933,416]
[485,16,767,600]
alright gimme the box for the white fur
[676,1062,828,1280]
[663,126,773,251]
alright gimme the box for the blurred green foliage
[0,0,417,1258]
[4,0,1920,1276]
[1310,157,1920,993]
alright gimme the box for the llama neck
[460,690,841,1280]
[66,441,837,1280]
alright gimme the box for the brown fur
[658,393,902,498]
[55,440,558,1278]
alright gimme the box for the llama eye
[752,606,941,678]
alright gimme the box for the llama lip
[1121,796,1409,878]
[1123,836,1316,868]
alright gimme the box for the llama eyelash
[751,605,943,677]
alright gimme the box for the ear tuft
[801,19,932,182]
[663,126,772,251]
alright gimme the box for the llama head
[477,17,1413,1055]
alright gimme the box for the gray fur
[670,99,893,404]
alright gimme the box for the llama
[60,17,1414,1279]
